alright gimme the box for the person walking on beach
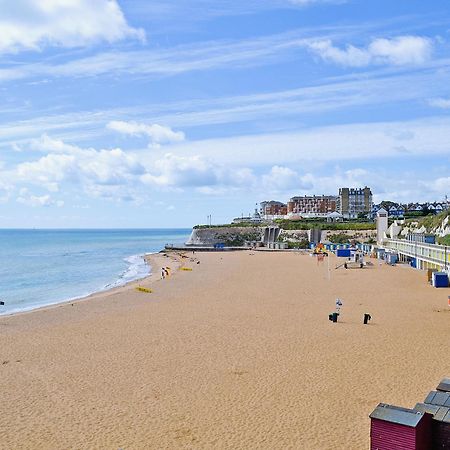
[161,268,166,279]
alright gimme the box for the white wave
[0,253,154,317]
[106,254,151,289]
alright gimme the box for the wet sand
[0,251,449,449]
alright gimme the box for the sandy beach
[1,250,449,449]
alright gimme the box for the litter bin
[363,313,372,324]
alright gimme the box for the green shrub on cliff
[275,220,375,231]
[287,240,310,249]
[438,235,450,246]
[328,233,350,244]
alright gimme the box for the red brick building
[287,195,338,216]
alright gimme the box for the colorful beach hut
[369,403,432,450]
[421,383,450,449]
[369,378,450,449]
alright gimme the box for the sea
[0,229,191,315]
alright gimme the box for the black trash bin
[363,313,371,324]
[332,312,339,323]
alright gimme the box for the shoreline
[0,250,184,319]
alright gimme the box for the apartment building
[339,187,372,219]
[260,201,287,219]
[287,195,338,218]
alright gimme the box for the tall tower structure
[376,208,388,244]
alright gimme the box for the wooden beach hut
[420,384,450,449]
[369,403,432,450]
[369,378,450,449]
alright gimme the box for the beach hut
[336,248,351,258]
[419,386,450,449]
[386,253,398,265]
[432,272,449,288]
[436,378,450,393]
[370,403,432,450]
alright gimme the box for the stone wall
[186,227,263,247]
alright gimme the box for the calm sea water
[0,229,190,315]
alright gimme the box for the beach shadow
[231,370,248,376]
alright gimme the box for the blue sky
[1,0,450,227]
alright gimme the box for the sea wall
[186,227,264,247]
[186,226,378,247]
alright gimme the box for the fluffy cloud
[141,154,219,187]
[17,193,64,207]
[16,136,146,195]
[107,121,185,147]
[12,136,259,201]
[7,130,449,208]
[0,0,144,54]
[262,166,311,192]
[307,36,432,67]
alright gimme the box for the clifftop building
[260,201,287,219]
[287,195,338,218]
[339,187,372,219]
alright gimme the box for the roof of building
[424,390,450,407]
[419,384,450,423]
[437,378,450,393]
[370,403,426,427]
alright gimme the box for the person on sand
[161,268,166,279]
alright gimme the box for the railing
[383,238,449,269]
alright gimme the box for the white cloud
[369,36,432,65]
[15,135,146,195]
[262,166,311,192]
[0,28,335,82]
[12,136,257,199]
[29,133,81,153]
[430,177,450,193]
[17,194,64,207]
[0,0,144,54]
[141,154,219,187]
[107,121,185,147]
[307,35,432,67]
[307,40,370,67]
[149,116,450,168]
[428,98,450,109]
[5,128,450,207]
